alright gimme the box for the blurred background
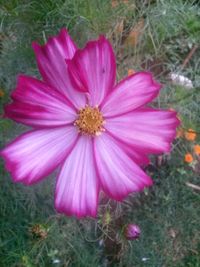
[0,0,200,266]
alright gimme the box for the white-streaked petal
[1,126,78,184]
[55,136,99,218]
[93,133,152,200]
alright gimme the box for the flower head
[30,224,49,239]
[1,28,179,218]
[0,89,4,98]
[125,224,141,240]
[185,128,197,141]
[184,153,193,163]
[194,144,200,155]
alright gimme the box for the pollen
[74,105,104,135]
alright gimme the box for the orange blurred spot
[128,69,135,76]
[176,128,184,138]
[124,18,145,47]
[194,144,200,155]
[184,153,193,163]
[0,89,4,98]
[111,0,129,7]
[185,128,197,141]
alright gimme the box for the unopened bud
[125,224,141,240]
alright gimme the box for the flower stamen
[74,106,104,135]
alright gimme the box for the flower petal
[67,36,116,106]
[32,28,86,108]
[93,133,152,201]
[101,72,161,117]
[5,75,76,127]
[105,108,180,154]
[55,136,99,218]
[111,136,150,165]
[1,126,78,185]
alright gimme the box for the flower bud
[125,224,141,240]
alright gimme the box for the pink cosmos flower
[1,28,179,218]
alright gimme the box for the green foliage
[0,0,200,266]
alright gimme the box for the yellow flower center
[74,105,104,135]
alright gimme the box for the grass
[0,0,200,266]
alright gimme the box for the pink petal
[5,75,76,127]
[32,28,86,108]
[93,133,152,201]
[111,135,150,165]
[67,36,116,106]
[105,108,180,154]
[55,136,99,218]
[1,126,78,185]
[101,72,161,117]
